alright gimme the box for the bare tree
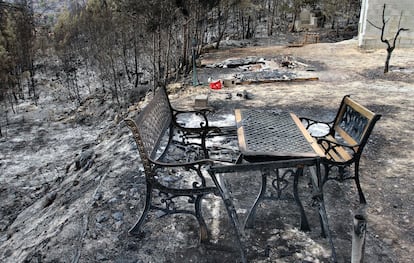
[0,0,36,111]
[369,4,409,73]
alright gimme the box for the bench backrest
[332,95,381,154]
[125,87,173,175]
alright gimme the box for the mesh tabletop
[236,110,317,157]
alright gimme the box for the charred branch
[368,4,409,73]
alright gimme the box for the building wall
[359,0,414,48]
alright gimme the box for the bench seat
[301,95,381,204]
[124,85,245,262]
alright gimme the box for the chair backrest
[332,95,381,154]
[124,87,173,175]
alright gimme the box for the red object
[209,80,222,90]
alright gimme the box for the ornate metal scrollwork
[339,105,368,142]
[269,168,295,199]
[157,191,197,215]
[326,164,352,181]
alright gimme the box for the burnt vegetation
[368,4,409,73]
[0,0,361,130]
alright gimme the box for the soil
[1,39,413,263]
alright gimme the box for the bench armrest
[151,158,214,168]
[172,107,219,131]
[172,108,234,138]
[317,137,358,148]
[317,137,358,156]
[173,107,213,115]
[300,117,334,129]
[300,117,334,137]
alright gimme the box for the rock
[383,238,394,245]
[0,219,10,232]
[96,252,107,261]
[78,149,95,171]
[114,221,123,230]
[96,213,109,223]
[0,234,10,242]
[129,187,138,196]
[41,192,57,208]
[112,211,124,221]
[93,191,103,201]
[108,197,118,204]
[242,90,252,99]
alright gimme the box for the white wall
[359,0,414,48]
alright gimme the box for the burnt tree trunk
[384,47,394,73]
[369,4,409,74]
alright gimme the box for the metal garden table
[235,109,325,230]
[210,109,337,261]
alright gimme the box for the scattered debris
[209,80,222,89]
[287,32,320,47]
[236,90,252,100]
[205,57,265,69]
[201,55,319,86]
[234,70,296,83]
[194,94,209,108]
[41,192,57,208]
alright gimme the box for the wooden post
[351,214,367,263]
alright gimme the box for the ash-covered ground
[1,39,413,262]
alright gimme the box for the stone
[93,191,103,201]
[0,234,10,242]
[96,213,109,223]
[112,211,124,221]
[194,95,208,108]
[96,252,107,261]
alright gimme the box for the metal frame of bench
[301,95,381,204]
[124,85,246,262]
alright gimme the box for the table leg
[293,166,311,232]
[245,167,311,232]
[244,169,269,229]
[308,164,337,262]
[208,171,247,263]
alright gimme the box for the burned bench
[124,85,245,262]
[300,95,381,204]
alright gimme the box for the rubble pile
[201,56,317,84]
[235,70,296,82]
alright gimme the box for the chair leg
[129,181,153,235]
[354,161,367,204]
[194,194,210,243]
